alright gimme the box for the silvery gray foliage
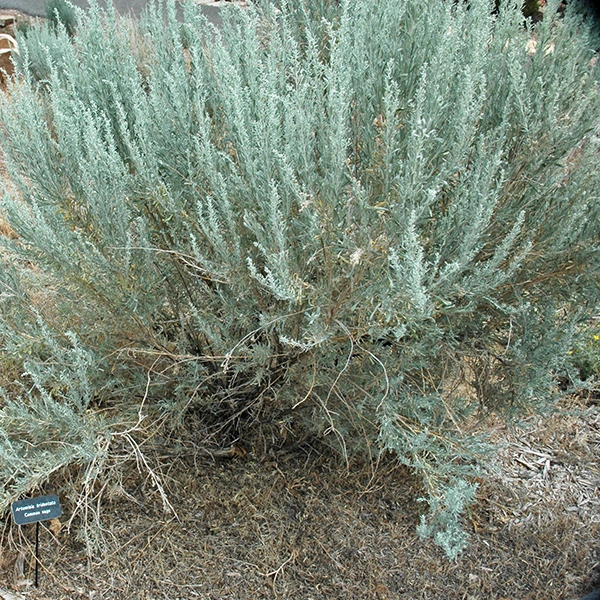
[0,0,598,556]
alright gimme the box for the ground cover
[0,393,598,600]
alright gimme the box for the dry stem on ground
[0,395,598,600]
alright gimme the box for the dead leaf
[12,552,24,580]
[49,518,62,536]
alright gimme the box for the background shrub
[45,0,78,36]
[573,322,600,384]
[0,0,599,557]
[522,0,541,19]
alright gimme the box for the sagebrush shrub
[0,0,598,556]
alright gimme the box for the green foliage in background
[45,0,78,36]
[0,0,599,557]
[522,0,540,19]
[573,322,600,383]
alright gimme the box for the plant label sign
[11,494,62,526]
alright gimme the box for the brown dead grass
[0,394,598,600]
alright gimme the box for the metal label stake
[35,521,39,588]
[11,494,62,588]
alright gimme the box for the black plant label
[11,494,62,526]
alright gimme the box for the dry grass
[0,394,598,600]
